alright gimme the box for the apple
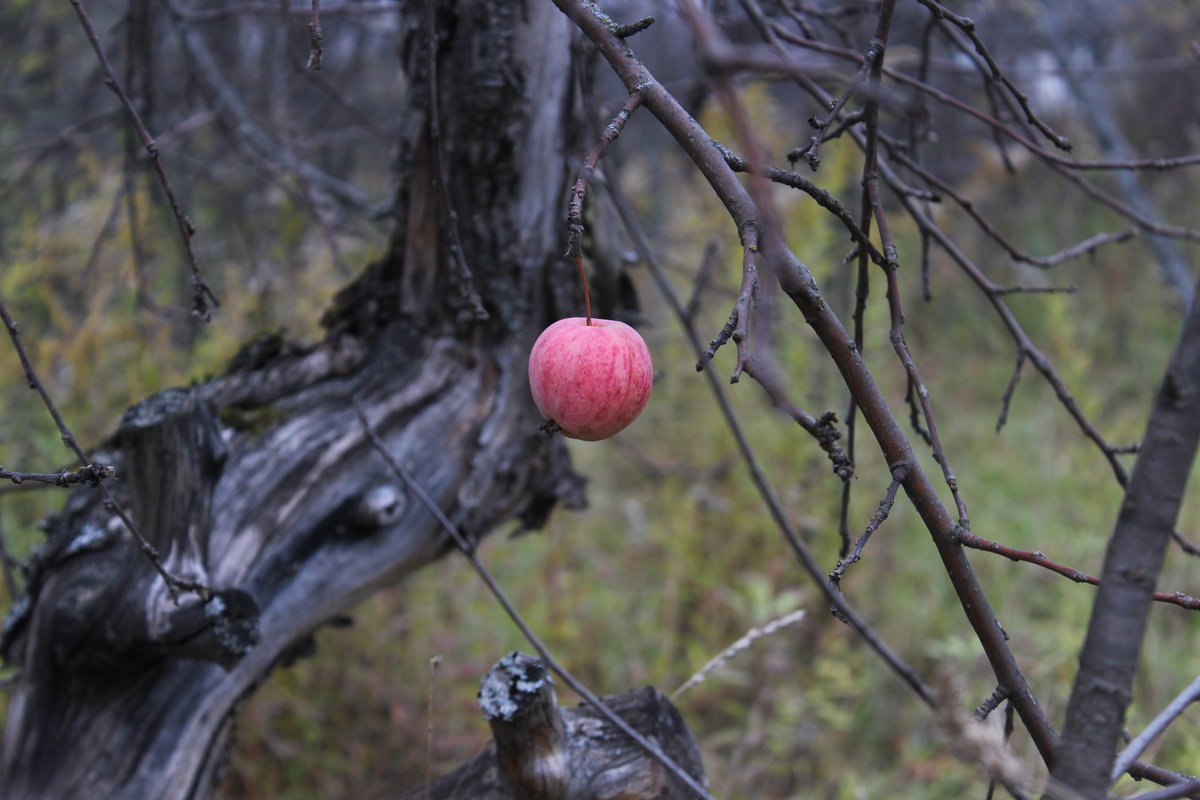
[528,317,653,441]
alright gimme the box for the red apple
[528,317,653,441]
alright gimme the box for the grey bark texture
[1051,286,1200,797]
[0,2,623,798]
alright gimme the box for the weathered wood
[481,652,569,800]
[0,2,610,798]
[395,654,707,800]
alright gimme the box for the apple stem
[573,252,593,325]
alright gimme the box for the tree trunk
[0,2,599,797]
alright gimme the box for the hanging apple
[528,317,653,441]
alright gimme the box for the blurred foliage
[2,2,1200,799]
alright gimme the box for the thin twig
[1111,675,1200,784]
[957,530,1200,611]
[915,0,1071,151]
[974,686,1010,722]
[683,240,721,323]
[0,465,116,487]
[996,350,1028,433]
[0,299,208,602]
[830,474,904,589]
[69,0,219,322]
[567,89,646,265]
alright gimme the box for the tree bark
[0,2,602,798]
[1051,288,1200,796]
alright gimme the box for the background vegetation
[2,2,1198,798]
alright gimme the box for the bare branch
[1112,675,1200,785]
[0,465,116,488]
[957,531,1200,612]
[0,300,208,602]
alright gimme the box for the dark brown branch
[1125,780,1200,800]
[1172,531,1200,557]
[775,29,1200,173]
[683,240,721,323]
[599,161,929,706]
[728,231,759,383]
[879,136,1140,269]
[992,285,1077,296]
[995,350,1027,433]
[973,686,1009,722]
[553,0,1053,763]
[720,149,889,269]
[742,358,853,479]
[957,531,1200,611]
[892,191,1130,487]
[845,0,971,528]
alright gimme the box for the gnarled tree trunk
[0,2,600,797]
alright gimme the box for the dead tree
[0,2,605,797]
